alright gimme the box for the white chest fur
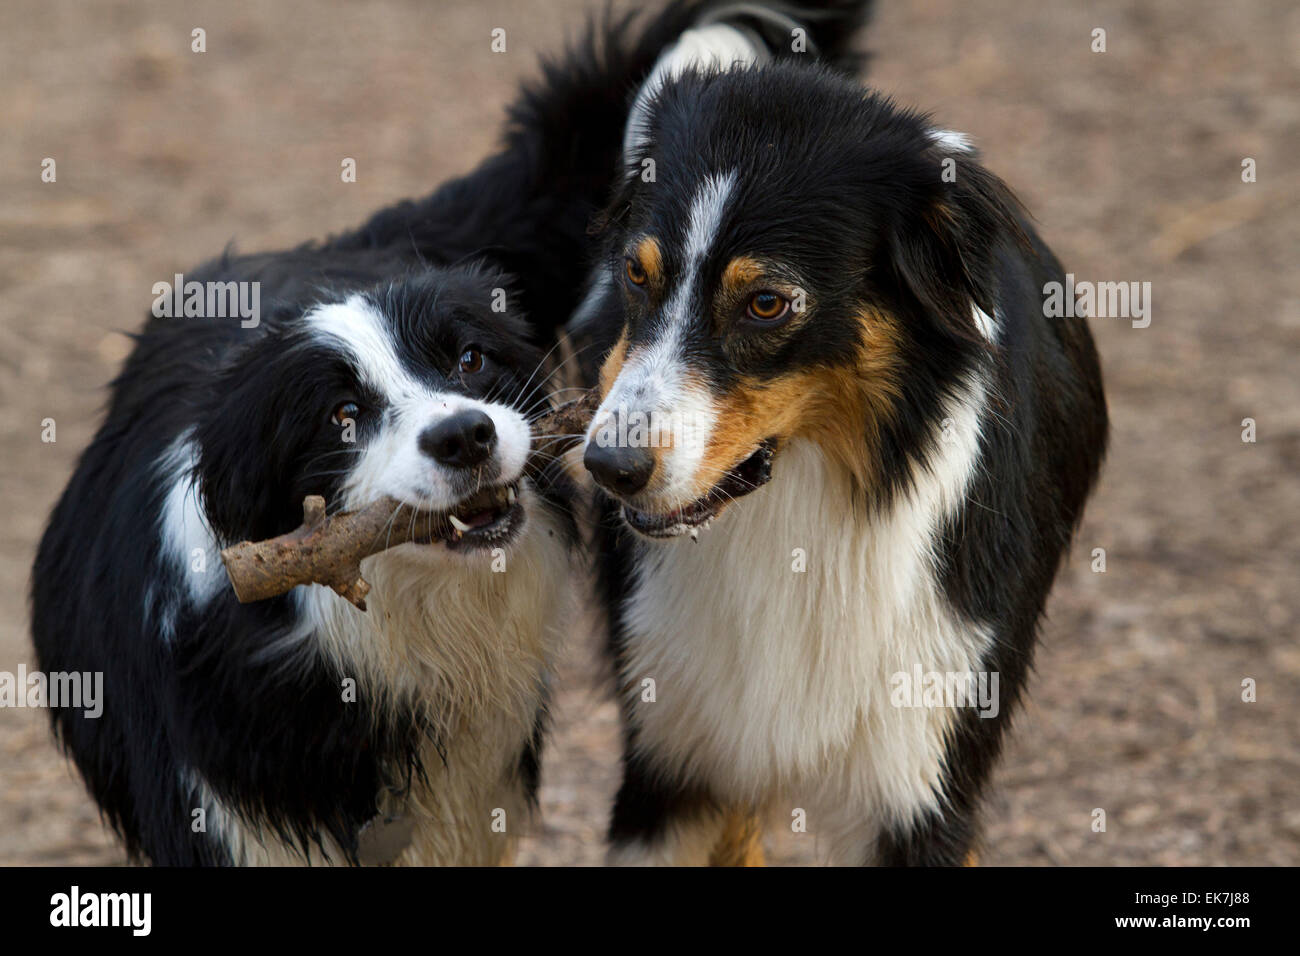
[205,494,572,866]
[619,416,993,861]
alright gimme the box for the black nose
[419,410,497,469]
[584,440,655,497]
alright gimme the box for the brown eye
[624,256,648,287]
[747,291,789,323]
[459,348,484,374]
[332,401,359,425]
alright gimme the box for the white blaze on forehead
[680,171,737,285]
[306,295,422,401]
[623,24,766,168]
[587,173,738,501]
[304,296,531,511]
[658,170,738,334]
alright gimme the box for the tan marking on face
[692,306,904,496]
[720,256,765,296]
[598,329,630,401]
[635,237,663,286]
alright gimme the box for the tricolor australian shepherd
[575,17,1108,865]
[29,0,863,866]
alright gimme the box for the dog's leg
[608,806,765,866]
[870,805,982,867]
[707,810,765,867]
[606,750,755,866]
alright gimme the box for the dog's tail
[490,0,875,337]
[510,1,873,188]
[507,0,874,180]
[340,2,874,339]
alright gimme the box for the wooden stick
[220,494,427,610]
[528,388,599,446]
[219,389,599,610]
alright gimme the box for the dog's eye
[331,401,359,425]
[459,348,484,374]
[746,291,790,323]
[624,257,648,287]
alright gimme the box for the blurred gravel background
[1,0,1296,865]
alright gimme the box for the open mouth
[407,480,525,552]
[622,441,776,539]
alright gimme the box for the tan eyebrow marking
[721,256,765,295]
[635,237,663,285]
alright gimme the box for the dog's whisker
[512,342,595,413]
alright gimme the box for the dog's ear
[193,330,306,544]
[887,144,1027,343]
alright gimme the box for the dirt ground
[1,0,1297,866]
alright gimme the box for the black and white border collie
[30,0,807,867]
[574,16,1108,865]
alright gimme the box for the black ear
[192,333,306,544]
[888,149,1027,343]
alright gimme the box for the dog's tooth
[448,514,471,533]
[507,486,517,505]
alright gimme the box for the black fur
[579,48,1107,863]
[30,0,775,866]
[34,259,575,865]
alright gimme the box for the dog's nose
[419,410,497,469]
[584,440,655,497]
